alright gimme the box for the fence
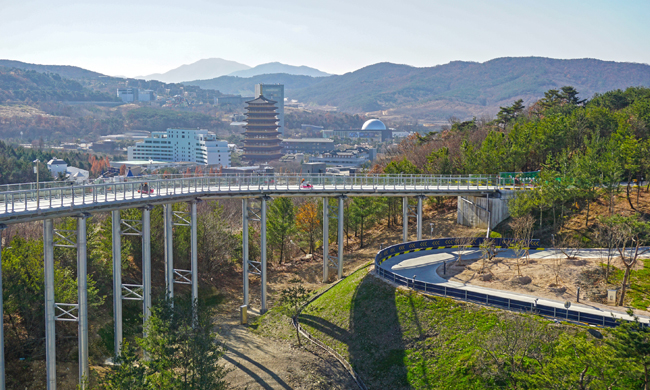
[0,174,500,215]
[375,238,623,328]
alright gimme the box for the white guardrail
[0,174,500,215]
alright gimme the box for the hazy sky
[1,0,648,77]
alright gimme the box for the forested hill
[0,67,118,102]
[183,73,322,96]
[290,57,650,118]
[0,59,105,80]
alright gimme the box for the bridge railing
[0,174,499,214]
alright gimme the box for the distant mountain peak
[138,58,251,83]
[228,62,330,78]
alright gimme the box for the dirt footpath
[216,314,357,390]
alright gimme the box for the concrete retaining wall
[457,190,515,229]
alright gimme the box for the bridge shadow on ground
[222,348,292,390]
[300,273,413,389]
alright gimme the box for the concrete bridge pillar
[190,201,198,311]
[323,197,345,282]
[241,197,269,313]
[242,199,249,307]
[111,210,122,358]
[403,197,408,243]
[43,219,56,390]
[457,190,515,231]
[142,206,152,338]
[163,204,174,300]
[417,196,424,240]
[260,196,268,313]
[77,214,89,389]
[322,198,329,283]
[337,196,344,280]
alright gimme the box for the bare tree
[595,219,618,283]
[511,215,535,265]
[506,238,526,277]
[557,233,582,260]
[454,236,477,266]
[607,215,650,306]
[479,238,502,275]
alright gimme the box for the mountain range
[180,57,650,120]
[290,57,650,114]
[228,62,330,78]
[184,73,323,96]
[137,58,250,83]
[3,57,650,122]
[138,58,329,83]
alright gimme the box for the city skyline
[1,0,649,78]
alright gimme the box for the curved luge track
[375,238,650,327]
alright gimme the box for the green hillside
[257,265,648,389]
[291,57,650,116]
[183,73,323,96]
[0,67,118,102]
[0,60,106,80]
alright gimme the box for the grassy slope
[256,265,564,390]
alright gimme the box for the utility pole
[33,159,40,210]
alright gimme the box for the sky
[1,0,649,78]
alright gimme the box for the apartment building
[127,128,230,166]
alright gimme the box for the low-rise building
[302,162,326,174]
[127,128,230,166]
[281,138,335,154]
[66,167,89,183]
[215,95,254,106]
[117,88,156,103]
[91,140,119,153]
[138,90,155,101]
[321,119,392,142]
[47,158,68,177]
[221,166,275,176]
[309,147,377,167]
[117,88,138,103]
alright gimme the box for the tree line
[0,200,241,387]
[0,141,94,184]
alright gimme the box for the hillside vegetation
[0,60,106,80]
[184,73,323,96]
[0,68,118,103]
[228,62,331,78]
[257,265,649,389]
[290,57,650,119]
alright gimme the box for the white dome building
[321,118,392,142]
[361,119,387,131]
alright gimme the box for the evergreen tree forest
[0,141,93,184]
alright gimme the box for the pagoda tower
[242,96,283,163]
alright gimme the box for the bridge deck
[0,174,499,224]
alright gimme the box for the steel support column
[242,199,249,307]
[43,219,56,390]
[0,224,6,390]
[402,197,408,242]
[322,198,329,283]
[163,204,174,299]
[337,196,344,279]
[190,201,198,305]
[111,210,122,358]
[77,214,89,388]
[417,196,423,241]
[260,197,268,313]
[142,206,152,334]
